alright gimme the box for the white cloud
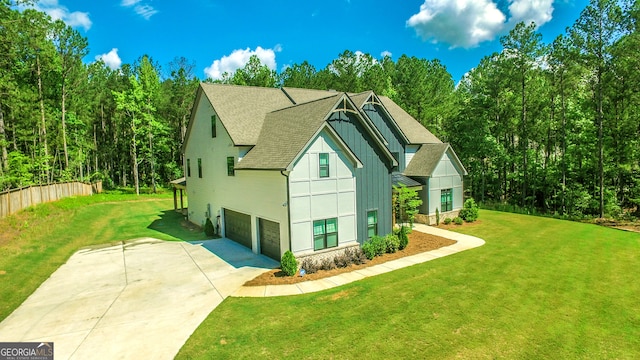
[507,0,554,27]
[121,0,158,20]
[407,0,506,48]
[381,50,393,58]
[121,0,141,6]
[30,0,92,31]
[204,46,280,80]
[95,48,122,70]
[407,0,555,48]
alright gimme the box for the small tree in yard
[459,198,480,222]
[393,184,423,227]
[280,251,298,276]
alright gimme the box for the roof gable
[195,83,294,146]
[236,94,344,170]
[404,143,467,177]
[378,96,442,144]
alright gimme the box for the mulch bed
[244,230,457,286]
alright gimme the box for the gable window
[319,153,329,178]
[197,158,202,178]
[187,159,191,177]
[367,210,378,238]
[441,189,453,212]
[211,115,217,138]
[227,156,235,176]
[313,218,338,250]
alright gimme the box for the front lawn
[177,210,640,359]
[0,193,207,322]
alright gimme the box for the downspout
[281,170,292,253]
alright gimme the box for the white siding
[405,145,420,170]
[427,149,464,215]
[184,95,288,256]
[289,130,357,256]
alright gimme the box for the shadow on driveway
[188,238,279,269]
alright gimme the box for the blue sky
[27,0,589,82]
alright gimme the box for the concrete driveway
[0,238,278,360]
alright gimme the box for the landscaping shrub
[280,250,298,276]
[333,251,352,268]
[371,235,387,257]
[443,217,452,225]
[398,225,409,250]
[435,208,440,225]
[300,257,319,274]
[384,233,400,253]
[453,217,464,225]
[349,248,368,264]
[320,257,337,271]
[459,198,479,222]
[361,240,376,260]
[203,217,215,237]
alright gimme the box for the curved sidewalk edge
[231,224,485,298]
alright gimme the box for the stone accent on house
[295,242,361,268]
[414,210,461,225]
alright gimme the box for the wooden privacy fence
[0,181,102,219]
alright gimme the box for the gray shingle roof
[282,87,338,104]
[392,173,422,187]
[403,143,450,177]
[348,91,374,108]
[378,96,442,145]
[236,95,343,170]
[200,83,294,145]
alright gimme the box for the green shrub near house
[459,198,479,222]
[280,251,298,276]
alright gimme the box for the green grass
[177,210,640,359]
[0,193,207,322]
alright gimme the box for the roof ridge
[268,92,344,114]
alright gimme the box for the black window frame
[197,158,202,178]
[186,159,191,177]
[441,188,453,212]
[227,156,235,176]
[319,153,329,178]
[367,210,378,238]
[313,218,338,250]
[211,114,217,138]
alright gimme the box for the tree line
[1,0,638,217]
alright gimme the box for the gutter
[280,170,292,253]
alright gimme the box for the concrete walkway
[0,226,483,359]
[232,224,485,297]
[0,238,278,360]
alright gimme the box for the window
[319,153,329,178]
[367,210,378,238]
[211,115,217,138]
[313,218,338,250]
[227,156,235,176]
[441,189,453,212]
[197,158,202,178]
[186,159,191,177]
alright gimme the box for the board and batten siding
[289,130,358,255]
[327,111,392,243]
[184,94,289,256]
[363,104,406,170]
[426,149,464,215]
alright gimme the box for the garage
[259,218,281,261]
[223,209,252,249]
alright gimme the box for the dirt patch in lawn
[244,229,457,286]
